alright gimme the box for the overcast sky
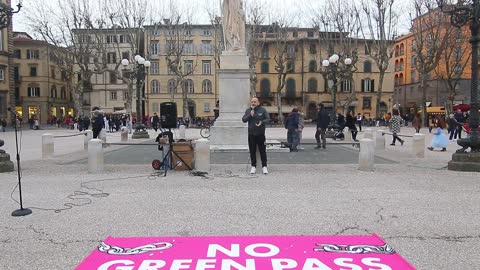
[11,0,412,36]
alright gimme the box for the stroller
[329,124,345,141]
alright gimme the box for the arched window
[183,79,194,93]
[286,78,295,97]
[151,80,160,94]
[307,78,317,92]
[60,87,67,99]
[260,79,271,97]
[261,62,269,73]
[364,60,372,73]
[394,74,399,86]
[308,60,317,72]
[168,79,176,93]
[202,79,212,93]
[50,85,57,98]
[399,58,404,71]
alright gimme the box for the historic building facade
[12,32,73,124]
[0,0,13,123]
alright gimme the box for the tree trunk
[376,71,385,118]
[182,90,190,120]
[276,91,283,124]
[125,83,134,115]
[420,75,428,127]
[250,70,257,98]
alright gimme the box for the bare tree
[410,0,452,125]
[358,0,398,118]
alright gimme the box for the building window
[168,79,176,93]
[411,70,416,83]
[202,79,212,93]
[202,30,212,36]
[61,87,66,99]
[79,35,91,43]
[107,52,117,64]
[122,51,130,60]
[260,79,271,97]
[204,103,211,112]
[0,68,4,81]
[364,60,372,73]
[309,44,317,54]
[307,31,314,38]
[363,97,372,109]
[308,60,317,72]
[150,42,160,55]
[308,78,318,92]
[183,79,194,93]
[261,44,269,58]
[361,79,374,92]
[200,40,212,55]
[123,91,128,100]
[286,44,295,58]
[202,61,211,75]
[110,71,117,84]
[28,87,40,97]
[287,62,295,73]
[261,62,269,73]
[106,35,118,43]
[184,60,194,74]
[13,49,21,58]
[151,80,160,93]
[26,50,40,59]
[110,91,117,100]
[51,67,56,79]
[183,41,195,55]
[30,66,37,77]
[341,80,352,93]
[119,34,131,43]
[151,62,160,75]
[411,56,417,67]
[152,102,159,113]
[50,86,57,98]
[286,78,296,97]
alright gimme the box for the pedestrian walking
[91,107,104,139]
[346,111,358,141]
[413,113,422,133]
[315,103,330,150]
[242,97,270,175]
[152,113,160,132]
[428,120,449,152]
[389,110,405,146]
[356,113,363,132]
[1,118,6,132]
[454,109,465,139]
[284,108,300,152]
[297,110,305,150]
[447,114,459,140]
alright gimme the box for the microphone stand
[10,113,32,217]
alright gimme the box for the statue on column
[222,0,246,51]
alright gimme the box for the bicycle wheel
[200,127,210,138]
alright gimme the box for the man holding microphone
[242,97,270,174]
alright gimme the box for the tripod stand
[153,128,192,176]
[9,110,32,216]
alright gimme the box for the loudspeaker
[160,102,177,129]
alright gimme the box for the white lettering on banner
[97,260,135,270]
[195,259,217,270]
[221,259,256,270]
[207,244,240,257]
[271,259,298,269]
[333,258,362,270]
[170,259,193,270]
[361,258,393,270]
[138,260,167,270]
[245,244,280,257]
[301,259,333,270]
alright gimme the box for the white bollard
[344,127,352,141]
[358,138,375,172]
[364,128,374,140]
[88,139,104,173]
[42,133,54,159]
[99,129,107,144]
[179,125,186,140]
[120,127,128,142]
[84,130,93,150]
[376,130,386,150]
[194,139,210,172]
[413,133,425,158]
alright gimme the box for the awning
[418,106,446,114]
[263,106,297,113]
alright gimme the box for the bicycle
[200,124,211,138]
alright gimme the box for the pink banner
[76,235,415,270]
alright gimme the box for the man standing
[152,113,160,132]
[91,107,104,139]
[315,103,330,150]
[1,118,6,132]
[454,109,465,139]
[242,97,270,174]
[357,113,363,132]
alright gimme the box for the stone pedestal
[344,127,352,141]
[448,152,480,172]
[375,130,385,150]
[120,127,128,142]
[84,130,93,150]
[210,50,250,148]
[194,139,210,172]
[42,133,54,159]
[88,139,104,173]
[364,129,374,140]
[179,125,186,140]
[412,133,425,158]
[358,138,375,172]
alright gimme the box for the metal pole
[467,4,479,152]
[332,63,337,124]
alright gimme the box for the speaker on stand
[160,102,178,129]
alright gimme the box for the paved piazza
[0,126,479,269]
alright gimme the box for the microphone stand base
[11,208,32,217]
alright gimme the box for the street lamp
[0,0,22,29]
[322,54,352,123]
[122,54,151,139]
[437,0,480,171]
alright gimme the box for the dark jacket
[284,112,299,130]
[93,114,104,130]
[454,113,465,123]
[316,109,330,129]
[346,114,357,131]
[242,106,270,136]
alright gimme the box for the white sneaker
[262,167,268,175]
[250,167,256,174]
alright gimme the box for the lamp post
[322,54,352,123]
[122,55,151,139]
[438,0,480,171]
[0,0,22,29]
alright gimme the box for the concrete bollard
[364,129,374,140]
[413,133,425,158]
[42,133,54,159]
[194,139,210,172]
[376,130,386,150]
[179,125,186,140]
[84,130,93,150]
[99,129,107,144]
[120,127,128,142]
[344,127,352,141]
[88,139,104,173]
[358,138,375,172]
